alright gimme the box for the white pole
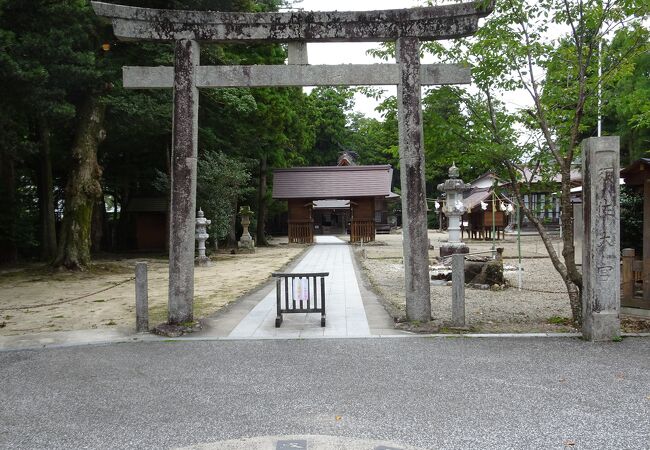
[598,38,602,137]
[517,203,522,291]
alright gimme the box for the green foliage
[604,27,650,163]
[305,87,356,166]
[197,151,252,240]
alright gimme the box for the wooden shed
[272,165,395,244]
[124,197,169,251]
[462,188,508,240]
[620,158,650,311]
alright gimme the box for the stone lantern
[437,164,471,257]
[195,208,211,267]
[238,205,255,253]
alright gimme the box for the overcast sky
[285,0,559,121]
[288,0,441,119]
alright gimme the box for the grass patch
[51,315,64,319]
[149,297,212,326]
[106,320,117,326]
[547,316,572,326]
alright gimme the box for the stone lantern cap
[437,165,471,192]
[438,178,471,192]
[239,205,253,216]
[196,208,211,225]
[448,163,460,179]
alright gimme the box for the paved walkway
[0,236,401,350]
[228,236,373,338]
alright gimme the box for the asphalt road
[1,337,649,449]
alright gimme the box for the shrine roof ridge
[274,165,392,173]
[91,1,493,43]
[272,165,393,199]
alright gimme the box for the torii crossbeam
[92,1,492,325]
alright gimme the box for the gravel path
[359,231,576,333]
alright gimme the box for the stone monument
[195,208,211,267]
[238,206,255,253]
[438,164,471,257]
[582,137,620,341]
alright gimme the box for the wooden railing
[350,219,375,243]
[288,220,313,244]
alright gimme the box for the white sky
[287,0,571,121]
[290,0,440,119]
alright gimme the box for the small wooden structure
[273,165,395,244]
[124,197,169,251]
[620,158,650,310]
[462,188,507,241]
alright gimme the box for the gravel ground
[358,231,649,333]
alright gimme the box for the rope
[514,285,568,295]
[0,276,135,312]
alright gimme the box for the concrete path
[228,236,374,339]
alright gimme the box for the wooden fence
[350,219,375,243]
[288,220,313,244]
[621,248,648,309]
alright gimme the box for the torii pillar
[92,1,492,324]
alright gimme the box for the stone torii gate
[92,1,492,325]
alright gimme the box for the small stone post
[195,208,211,267]
[582,136,620,341]
[238,206,255,253]
[621,248,635,302]
[451,253,465,327]
[135,262,149,332]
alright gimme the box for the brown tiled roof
[621,158,650,186]
[273,165,393,199]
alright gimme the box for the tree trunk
[37,117,57,261]
[0,146,18,265]
[559,161,582,324]
[53,96,106,270]
[256,154,269,246]
[505,162,582,325]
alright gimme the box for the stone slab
[91,1,492,43]
[123,64,471,89]
[581,137,621,341]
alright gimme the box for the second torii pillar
[397,37,431,322]
[169,39,200,324]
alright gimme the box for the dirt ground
[1,231,648,336]
[358,230,650,334]
[0,238,305,336]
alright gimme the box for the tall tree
[427,0,649,323]
[603,27,650,163]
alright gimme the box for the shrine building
[272,164,397,244]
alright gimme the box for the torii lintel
[91,1,493,43]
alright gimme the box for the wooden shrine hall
[273,165,395,244]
